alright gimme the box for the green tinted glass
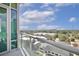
[0,7,7,52]
[3,3,10,6]
[11,3,17,9]
[0,7,6,13]
[11,9,17,49]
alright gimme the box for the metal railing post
[21,32,23,48]
[29,36,32,55]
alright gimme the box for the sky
[19,3,79,30]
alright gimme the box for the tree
[58,34,67,41]
[45,34,52,40]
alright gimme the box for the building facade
[0,3,19,54]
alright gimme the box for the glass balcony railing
[20,33,79,56]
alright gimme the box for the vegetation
[20,30,79,45]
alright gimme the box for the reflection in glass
[0,7,7,52]
[11,3,17,9]
[2,3,10,6]
[11,9,17,49]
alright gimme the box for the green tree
[58,34,67,41]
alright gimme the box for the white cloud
[55,3,73,7]
[40,3,49,8]
[56,28,65,30]
[37,24,60,30]
[19,3,32,7]
[19,4,58,30]
[22,10,54,19]
[19,24,65,30]
[36,24,66,30]
[20,10,55,24]
[19,10,55,30]
[40,3,56,11]
[20,26,29,30]
[69,17,77,22]
[19,17,31,26]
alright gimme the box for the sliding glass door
[0,7,7,52]
[0,3,18,54]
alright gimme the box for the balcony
[1,32,79,56]
[0,48,23,56]
[20,33,79,56]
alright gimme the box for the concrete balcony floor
[1,48,23,56]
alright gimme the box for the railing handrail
[22,34,79,55]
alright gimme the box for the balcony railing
[20,33,79,56]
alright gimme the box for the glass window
[2,3,10,6]
[0,7,7,52]
[11,9,17,49]
[11,3,17,9]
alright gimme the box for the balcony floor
[1,48,23,56]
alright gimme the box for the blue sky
[19,3,79,30]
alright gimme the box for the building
[0,3,19,55]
